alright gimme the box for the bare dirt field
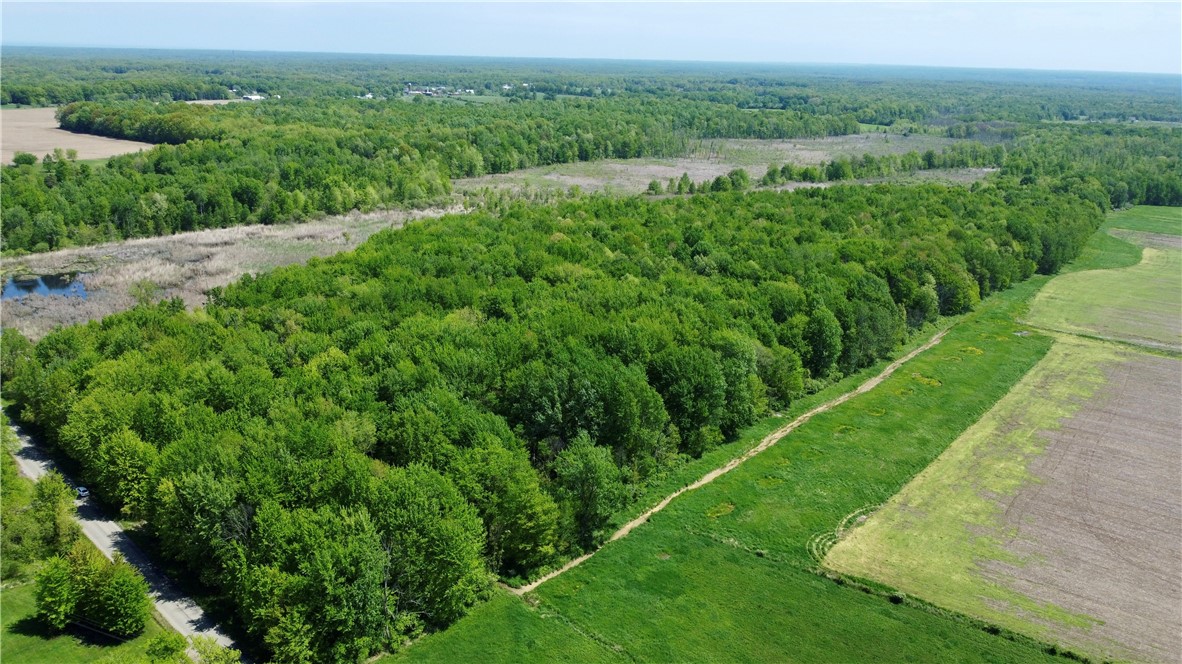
[1,107,155,164]
[984,349,1182,663]
[0,207,459,339]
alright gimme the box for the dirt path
[512,328,948,595]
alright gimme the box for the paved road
[8,421,236,649]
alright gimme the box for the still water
[1,273,88,300]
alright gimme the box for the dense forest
[2,96,1177,254]
[3,181,1103,662]
[1,96,858,252]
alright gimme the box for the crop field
[453,133,980,195]
[1025,206,1182,352]
[826,213,1182,663]
[0,207,458,339]
[0,107,154,164]
[393,276,1070,663]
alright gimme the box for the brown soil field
[985,350,1182,663]
[1,107,155,164]
[0,207,459,340]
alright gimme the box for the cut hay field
[826,208,1182,663]
[0,107,154,164]
[392,274,1069,662]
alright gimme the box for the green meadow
[1026,206,1182,351]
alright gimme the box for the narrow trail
[511,328,949,595]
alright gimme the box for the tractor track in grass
[511,327,948,596]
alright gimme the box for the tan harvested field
[984,349,1182,662]
[0,207,459,339]
[455,133,986,195]
[1,107,155,164]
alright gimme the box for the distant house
[242,94,265,101]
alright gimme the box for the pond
[2,273,88,300]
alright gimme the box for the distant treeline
[2,182,1103,662]
[2,96,861,253]
[5,47,1180,124]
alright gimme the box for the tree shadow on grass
[8,614,128,647]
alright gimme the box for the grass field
[1025,206,1182,352]
[825,208,1182,662]
[1106,205,1182,236]
[393,270,1069,662]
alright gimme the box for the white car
[76,486,90,499]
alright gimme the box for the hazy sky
[3,2,1180,75]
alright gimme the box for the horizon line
[3,43,1179,78]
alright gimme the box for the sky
[2,2,1180,75]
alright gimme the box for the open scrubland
[826,208,1182,663]
[452,133,980,195]
[1,107,153,164]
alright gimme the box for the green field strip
[1025,236,1181,352]
[1105,205,1182,236]
[392,589,627,664]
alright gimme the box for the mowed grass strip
[1025,208,1182,352]
[824,337,1122,639]
[1105,204,1182,236]
[389,590,626,663]
[397,276,1063,663]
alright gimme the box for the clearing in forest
[1,107,154,164]
[0,207,458,340]
[453,133,981,195]
[826,212,1182,663]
